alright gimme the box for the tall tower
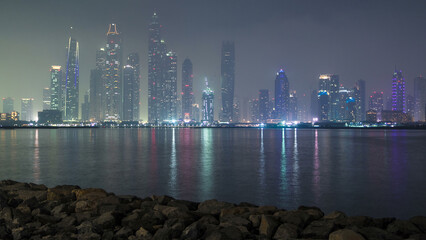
[202,78,214,124]
[318,90,330,121]
[90,48,106,121]
[274,69,290,121]
[2,97,14,113]
[221,41,235,122]
[64,37,79,120]
[43,88,51,110]
[392,69,406,112]
[148,12,167,124]
[182,58,194,121]
[125,53,140,121]
[21,98,34,121]
[319,74,339,121]
[164,51,178,120]
[50,66,62,111]
[104,23,122,120]
[414,76,426,121]
[354,79,366,121]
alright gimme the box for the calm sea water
[0,128,425,219]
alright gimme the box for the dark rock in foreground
[0,180,425,240]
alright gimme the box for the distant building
[164,51,178,121]
[318,90,330,122]
[259,90,270,122]
[354,79,366,121]
[182,58,194,120]
[104,23,122,120]
[64,37,80,120]
[0,112,19,121]
[346,97,357,122]
[338,86,351,121]
[192,104,200,122]
[233,97,241,122]
[2,97,14,114]
[249,99,260,122]
[414,76,426,121]
[275,69,290,121]
[381,110,412,123]
[50,65,63,112]
[366,109,378,123]
[21,98,34,121]
[38,110,62,124]
[310,90,318,121]
[81,92,90,121]
[202,81,214,124]
[319,74,339,121]
[406,94,415,120]
[90,48,106,121]
[122,53,141,121]
[288,90,298,121]
[43,88,51,110]
[221,41,235,122]
[392,69,406,112]
[369,91,384,121]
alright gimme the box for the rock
[151,195,174,205]
[47,185,80,202]
[298,206,324,221]
[220,216,251,228]
[75,212,93,224]
[329,229,365,240]
[372,217,396,229]
[256,206,278,215]
[72,188,107,201]
[98,195,120,206]
[408,233,426,240]
[56,216,77,232]
[115,226,133,238]
[75,232,101,240]
[273,223,298,240]
[274,210,313,229]
[249,214,261,228]
[139,210,166,232]
[121,209,143,230]
[181,222,204,240]
[198,215,220,225]
[205,226,243,240]
[102,231,114,240]
[75,200,97,213]
[259,215,280,238]
[198,199,235,215]
[152,227,173,240]
[387,219,422,238]
[324,211,347,220]
[301,220,336,239]
[358,227,403,240]
[12,226,31,239]
[13,189,47,201]
[135,227,153,239]
[220,207,253,218]
[93,212,115,229]
[338,216,373,228]
[77,221,100,235]
[168,199,198,211]
[410,216,426,233]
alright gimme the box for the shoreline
[0,180,425,239]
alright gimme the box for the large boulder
[358,227,403,240]
[410,216,426,233]
[259,215,280,238]
[329,229,365,240]
[198,199,235,215]
[273,223,299,240]
[47,185,80,202]
[72,188,108,201]
[387,219,422,238]
[301,220,336,239]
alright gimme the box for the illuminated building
[310,90,318,121]
[148,12,167,123]
[274,69,290,121]
[192,104,200,122]
[164,51,178,120]
[64,37,79,120]
[406,94,415,119]
[122,53,140,121]
[182,58,193,120]
[366,109,378,123]
[319,74,339,121]
[318,90,329,121]
[104,23,122,120]
[346,97,357,122]
[21,98,34,121]
[2,97,14,113]
[233,97,241,122]
[50,66,62,112]
[221,41,235,122]
[90,48,106,121]
[289,90,298,121]
[392,69,406,112]
[202,79,214,124]
[381,110,412,123]
[369,91,384,113]
[38,110,62,124]
[249,99,260,122]
[43,88,51,110]
[0,111,19,122]
[354,79,366,121]
[259,90,270,122]
[81,92,89,121]
[414,76,426,121]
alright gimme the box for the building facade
[414,76,426,121]
[21,98,34,121]
[220,41,235,122]
[2,97,14,114]
[64,37,79,120]
[164,51,178,120]
[202,81,214,124]
[319,74,339,121]
[275,69,290,121]
[392,69,406,112]
[182,58,194,121]
[90,48,106,121]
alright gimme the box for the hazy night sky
[1,0,426,120]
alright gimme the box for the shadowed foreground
[0,180,425,240]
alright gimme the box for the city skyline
[1,1,426,121]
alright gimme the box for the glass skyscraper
[164,51,178,120]
[104,23,122,120]
[319,74,339,121]
[89,48,106,121]
[50,66,62,111]
[182,58,194,121]
[202,79,214,124]
[392,69,406,112]
[2,97,14,114]
[414,76,426,121]
[64,37,79,120]
[275,69,290,121]
[259,89,270,122]
[221,41,235,122]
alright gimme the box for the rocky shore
[0,180,425,240]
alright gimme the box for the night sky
[1,0,426,120]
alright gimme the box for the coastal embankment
[0,180,425,239]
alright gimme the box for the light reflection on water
[0,128,425,219]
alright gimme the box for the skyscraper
[346,97,357,122]
[90,48,106,121]
[338,86,351,121]
[414,76,426,121]
[43,88,51,110]
[354,79,366,121]
[289,90,298,121]
[369,91,384,112]
[164,51,178,120]
[319,74,339,121]
[318,90,330,121]
[275,69,290,121]
[2,97,14,114]
[221,41,235,122]
[202,79,214,124]
[21,98,34,121]
[182,58,194,120]
[64,37,79,120]
[392,69,406,112]
[148,12,167,124]
[104,23,122,120]
[81,92,90,121]
[310,90,318,121]
[259,90,270,122]
[249,99,260,122]
[50,66,62,111]
[126,53,141,121]
[233,97,241,122]
[406,94,415,118]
